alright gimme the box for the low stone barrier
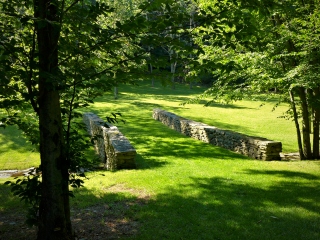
[83,113,136,170]
[153,109,282,160]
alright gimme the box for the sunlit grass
[92,80,297,152]
[70,150,320,239]
[0,80,298,171]
[1,80,320,239]
[0,126,39,170]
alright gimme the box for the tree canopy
[190,0,320,159]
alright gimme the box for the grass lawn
[1,80,320,239]
[0,126,39,170]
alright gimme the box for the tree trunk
[149,63,154,87]
[147,26,154,88]
[289,89,305,159]
[35,0,73,239]
[171,62,176,89]
[312,87,320,159]
[188,8,194,90]
[114,87,118,99]
[298,87,312,159]
[38,92,72,240]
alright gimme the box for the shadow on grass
[136,176,320,240]
[114,100,255,134]
[128,100,250,113]
[0,127,35,154]
[0,126,39,170]
[118,116,250,170]
[197,100,253,109]
[2,169,320,240]
[0,181,23,212]
[134,152,169,169]
[91,94,256,138]
[244,169,320,180]
[95,91,196,107]
[0,181,146,239]
[118,81,205,96]
[84,101,252,171]
[68,171,320,240]
[113,119,251,172]
[96,87,251,110]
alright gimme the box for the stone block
[83,113,136,170]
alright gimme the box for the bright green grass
[70,160,320,240]
[92,80,297,152]
[0,80,297,170]
[0,126,39,170]
[1,81,320,239]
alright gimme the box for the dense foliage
[191,0,320,159]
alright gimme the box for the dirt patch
[0,185,150,240]
[104,183,151,199]
[72,200,144,240]
[0,212,37,240]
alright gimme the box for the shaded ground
[72,201,142,239]
[0,196,148,240]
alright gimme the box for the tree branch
[26,28,39,115]
[63,0,81,15]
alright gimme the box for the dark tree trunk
[149,63,154,87]
[147,45,154,87]
[35,0,73,239]
[289,89,305,159]
[171,62,176,90]
[298,87,312,159]
[114,87,118,99]
[37,92,72,240]
[312,87,320,159]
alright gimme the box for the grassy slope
[0,126,39,170]
[94,80,297,152]
[75,81,318,240]
[0,79,297,170]
[1,81,320,239]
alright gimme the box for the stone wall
[153,109,282,160]
[83,113,136,170]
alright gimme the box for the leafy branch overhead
[105,112,126,126]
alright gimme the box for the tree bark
[150,63,154,87]
[171,61,176,89]
[312,87,320,159]
[298,87,312,159]
[114,87,118,99]
[289,89,305,159]
[147,45,154,87]
[35,0,73,239]
[37,92,72,240]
